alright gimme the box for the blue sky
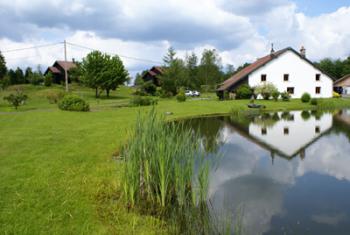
[0,0,349,76]
[295,0,350,15]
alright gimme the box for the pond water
[182,109,350,235]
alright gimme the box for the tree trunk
[106,89,110,97]
[95,87,99,98]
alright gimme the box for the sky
[0,0,350,78]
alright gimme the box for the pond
[181,109,350,235]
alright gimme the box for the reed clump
[122,108,212,233]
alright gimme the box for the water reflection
[183,110,350,235]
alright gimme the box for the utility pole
[64,40,69,92]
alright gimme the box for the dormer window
[261,74,266,82]
[316,74,321,81]
[284,74,289,81]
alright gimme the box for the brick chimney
[300,46,306,58]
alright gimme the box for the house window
[287,87,294,94]
[316,87,321,94]
[261,128,267,135]
[284,127,289,135]
[315,126,320,134]
[284,74,289,81]
[316,74,321,81]
[261,74,267,82]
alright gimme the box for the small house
[142,66,163,86]
[45,60,77,84]
[334,74,350,95]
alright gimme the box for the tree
[100,55,129,97]
[3,89,28,110]
[185,52,199,89]
[81,51,129,97]
[160,47,189,94]
[224,64,235,80]
[0,51,7,81]
[81,51,105,97]
[24,67,33,83]
[198,49,223,86]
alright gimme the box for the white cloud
[0,0,350,77]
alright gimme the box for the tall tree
[160,47,188,94]
[24,67,33,84]
[0,51,7,80]
[185,52,199,89]
[198,49,223,86]
[100,55,129,97]
[81,51,128,97]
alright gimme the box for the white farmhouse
[217,47,334,99]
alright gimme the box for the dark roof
[334,74,350,86]
[55,61,77,71]
[47,66,60,74]
[217,47,335,91]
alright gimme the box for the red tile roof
[217,48,289,91]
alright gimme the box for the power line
[1,42,62,53]
[66,41,162,64]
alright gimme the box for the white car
[185,90,193,96]
[192,90,200,97]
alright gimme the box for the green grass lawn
[1,84,350,234]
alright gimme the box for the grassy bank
[1,84,350,234]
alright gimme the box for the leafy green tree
[24,67,33,83]
[81,51,129,97]
[28,72,43,85]
[224,64,235,79]
[198,49,223,86]
[160,47,189,95]
[0,51,7,81]
[185,52,199,89]
[236,84,253,99]
[3,89,28,109]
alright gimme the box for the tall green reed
[122,108,209,210]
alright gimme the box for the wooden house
[45,61,77,84]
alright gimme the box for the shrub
[176,88,186,102]
[254,83,278,100]
[46,91,65,104]
[301,92,311,103]
[159,90,173,98]
[301,110,311,120]
[236,84,253,99]
[130,96,158,106]
[272,90,280,101]
[44,73,53,87]
[281,91,291,101]
[3,89,28,110]
[142,81,157,96]
[310,98,318,105]
[223,91,230,100]
[333,91,341,98]
[58,95,89,111]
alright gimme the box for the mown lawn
[1,84,350,234]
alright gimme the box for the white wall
[248,51,333,98]
[249,111,333,156]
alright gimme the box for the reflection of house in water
[227,111,333,160]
